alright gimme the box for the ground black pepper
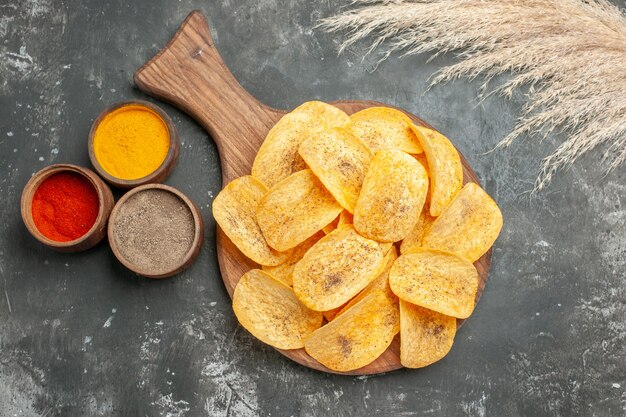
[111,189,195,275]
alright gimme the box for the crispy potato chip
[323,210,353,235]
[252,102,350,188]
[233,269,323,349]
[354,149,429,242]
[413,152,430,176]
[400,300,456,368]
[293,225,389,311]
[323,303,347,322]
[400,206,436,255]
[290,101,350,124]
[410,125,463,216]
[322,212,341,235]
[299,128,373,213]
[304,291,399,372]
[378,242,394,254]
[336,246,398,318]
[389,248,478,318]
[400,159,434,254]
[257,170,343,251]
[212,176,291,266]
[338,210,353,227]
[349,107,423,154]
[262,231,325,286]
[422,182,503,262]
[321,224,336,235]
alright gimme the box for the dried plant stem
[320,0,626,190]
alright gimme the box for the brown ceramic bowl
[107,183,204,278]
[88,100,179,189]
[21,164,114,252]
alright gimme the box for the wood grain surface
[134,10,491,375]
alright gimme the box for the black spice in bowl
[108,184,203,278]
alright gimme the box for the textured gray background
[1,1,624,416]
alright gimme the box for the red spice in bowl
[31,171,100,242]
[21,164,114,252]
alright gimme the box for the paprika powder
[31,172,99,242]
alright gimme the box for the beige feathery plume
[319,0,626,190]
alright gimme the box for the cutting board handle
[134,10,283,181]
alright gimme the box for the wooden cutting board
[134,10,491,375]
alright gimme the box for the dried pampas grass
[320,0,626,190]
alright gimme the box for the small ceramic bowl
[107,184,204,278]
[21,164,114,252]
[88,100,179,189]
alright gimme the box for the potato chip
[338,210,353,227]
[257,169,343,251]
[293,225,389,311]
[290,101,350,124]
[322,212,341,235]
[323,304,346,322]
[410,125,463,216]
[400,206,436,255]
[400,300,456,368]
[353,149,429,242]
[304,291,399,371]
[413,152,430,176]
[349,107,423,154]
[336,246,398,318]
[422,182,503,262]
[252,102,350,188]
[321,224,336,235]
[378,242,394,254]
[262,231,325,286]
[299,128,373,213]
[233,269,323,349]
[212,176,291,266]
[389,248,478,318]
[323,210,353,235]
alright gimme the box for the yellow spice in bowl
[93,105,169,180]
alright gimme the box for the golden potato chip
[410,125,463,216]
[257,169,343,251]
[400,206,436,255]
[353,149,429,242]
[349,107,423,154]
[290,101,350,123]
[321,224,336,235]
[212,176,291,266]
[252,102,350,188]
[413,152,430,176]
[299,128,373,213]
[262,231,325,286]
[400,300,456,368]
[338,210,353,227]
[389,248,478,318]
[322,304,347,322]
[233,269,323,349]
[322,212,341,235]
[422,182,503,262]
[323,210,354,235]
[304,291,399,371]
[293,225,389,311]
[336,246,398,318]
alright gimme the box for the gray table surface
[1,1,624,416]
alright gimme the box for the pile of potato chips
[213,101,503,372]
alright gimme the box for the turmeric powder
[93,105,170,180]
